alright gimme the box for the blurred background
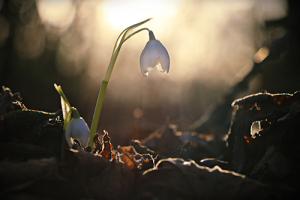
[0,0,297,146]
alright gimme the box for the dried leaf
[0,117,63,161]
[130,140,165,161]
[142,125,183,156]
[0,150,136,200]
[99,130,114,159]
[247,102,300,196]
[251,145,292,179]
[0,86,24,120]
[118,145,137,169]
[136,158,273,200]
[4,110,62,132]
[118,145,155,171]
[227,91,300,173]
[0,157,62,193]
[92,133,102,154]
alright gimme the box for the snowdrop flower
[140,31,170,76]
[65,109,90,148]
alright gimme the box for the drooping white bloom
[65,117,90,148]
[140,31,170,76]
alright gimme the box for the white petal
[140,40,160,76]
[156,61,164,72]
[72,118,90,147]
[157,40,170,73]
[65,119,73,147]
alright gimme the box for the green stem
[88,45,121,148]
[88,45,120,148]
[89,80,108,147]
[88,19,152,149]
[104,46,122,82]
[72,107,80,119]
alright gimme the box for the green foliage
[54,84,71,131]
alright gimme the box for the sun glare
[99,0,181,29]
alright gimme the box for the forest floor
[0,86,300,200]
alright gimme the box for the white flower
[140,31,170,77]
[65,117,90,148]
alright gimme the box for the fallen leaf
[142,125,183,156]
[118,145,155,171]
[0,150,136,200]
[136,158,273,200]
[227,91,300,173]
[92,133,102,154]
[0,86,24,120]
[99,130,114,159]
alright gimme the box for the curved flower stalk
[88,19,170,149]
[140,31,170,76]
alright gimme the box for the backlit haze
[11,0,288,144]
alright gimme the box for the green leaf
[54,84,72,131]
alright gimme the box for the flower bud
[65,117,90,148]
